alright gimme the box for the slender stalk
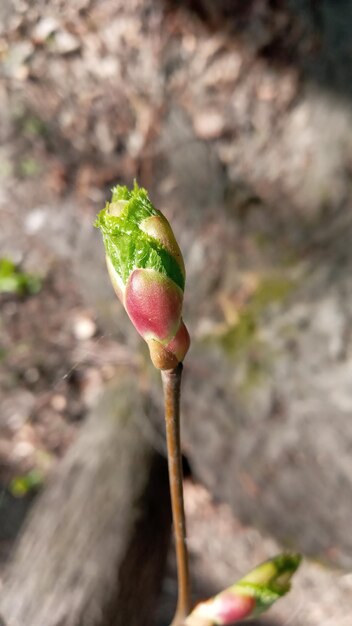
[161,363,191,626]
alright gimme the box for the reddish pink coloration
[125,268,183,342]
[213,592,255,623]
[147,320,190,369]
[165,321,190,362]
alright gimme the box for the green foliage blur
[0,258,42,295]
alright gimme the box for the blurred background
[1,1,352,624]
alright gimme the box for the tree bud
[186,553,301,625]
[95,183,190,369]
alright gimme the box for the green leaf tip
[95,182,185,291]
[110,179,154,205]
[240,552,301,589]
[234,552,302,616]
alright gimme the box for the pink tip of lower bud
[187,592,255,626]
[213,592,256,623]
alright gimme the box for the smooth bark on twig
[0,378,171,626]
[161,364,191,625]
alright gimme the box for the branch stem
[161,363,191,626]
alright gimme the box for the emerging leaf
[95,182,190,369]
[185,553,302,625]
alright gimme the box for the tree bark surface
[0,380,171,626]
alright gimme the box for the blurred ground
[1,1,352,624]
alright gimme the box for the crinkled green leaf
[95,182,185,291]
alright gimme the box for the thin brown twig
[161,363,191,626]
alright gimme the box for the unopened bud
[95,182,190,369]
[186,553,301,625]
